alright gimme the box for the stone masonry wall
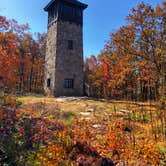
[44,22,57,96]
[44,21,84,96]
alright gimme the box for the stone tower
[44,0,88,96]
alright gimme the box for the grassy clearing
[19,96,166,144]
[1,96,166,165]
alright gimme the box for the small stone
[86,108,94,112]
[92,124,102,128]
[117,110,133,114]
[80,112,91,116]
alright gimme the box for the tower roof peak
[44,0,88,11]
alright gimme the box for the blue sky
[0,0,164,57]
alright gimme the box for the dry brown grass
[17,96,166,165]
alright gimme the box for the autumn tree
[110,2,166,99]
[17,33,46,93]
[84,55,103,97]
[85,2,165,100]
[0,16,46,94]
[0,16,19,92]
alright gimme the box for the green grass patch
[16,98,24,106]
[129,112,150,123]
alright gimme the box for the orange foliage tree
[0,16,19,91]
[85,2,166,100]
[0,16,46,94]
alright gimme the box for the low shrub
[16,98,24,106]
[158,98,166,110]
[129,112,150,123]
[157,145,166,165]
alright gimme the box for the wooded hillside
[0,2,165,101]
[85,2,166,101]
[0,16,46,94]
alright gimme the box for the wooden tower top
[44,0,88,25]
[44,0,88,11]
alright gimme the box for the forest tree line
[0,2,165,101]
[85,2,166,101]
[0,16,46,94]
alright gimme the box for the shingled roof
[44,0,88,11]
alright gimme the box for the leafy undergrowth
[0,96,166,165]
